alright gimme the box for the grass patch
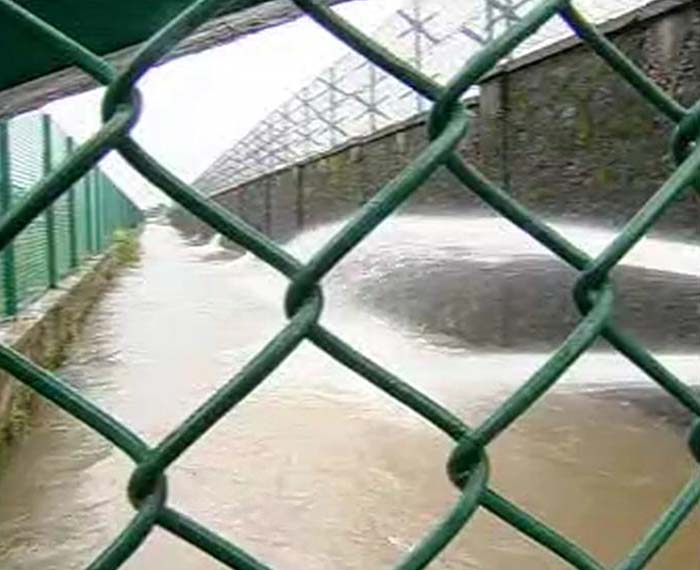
[112,228,141,266]
[5,385,32,443]
[0,383,34,471]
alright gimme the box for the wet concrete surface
[0,218,698,569]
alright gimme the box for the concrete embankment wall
[0,249,124,462]
[171,0,700,244]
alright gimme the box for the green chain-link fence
[0,0,698,568]
[0,112,142,317]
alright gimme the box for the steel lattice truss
[194,0,654,194]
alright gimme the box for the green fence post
[85,169,94,254]
[94,170,103,252]
[0,121,17,317]
[66,137,79,269]
[42,114,58,288]
[104,185,113,245]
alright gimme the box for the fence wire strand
[0,0,698,568]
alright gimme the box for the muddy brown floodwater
[0,219,698,569]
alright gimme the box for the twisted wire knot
[128,459,168,509]
[100,78,144,136]
[285,277,324,321]
[688,420,700,464]
[671,102,700,194]
[447,433,488,489]
[573,273,614,320]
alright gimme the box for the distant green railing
[0,112,142,317]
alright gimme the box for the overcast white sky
[45,0,403,207]
[43,0,639,208]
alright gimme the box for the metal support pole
[42,114,58,288]
[66,137,79,269]
[328,68,337,147]
[368,65,378,132]
[0,122,17,316]
[85,170,94,254]
[486,0,495,41]
[412,0,424,113]
[302,89,312,156]
[94,170,103,252]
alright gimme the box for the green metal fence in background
[0,1,698,570]
[0,112,142,317]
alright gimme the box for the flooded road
[0,219,698,569]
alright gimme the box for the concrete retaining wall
[0,251,122,461]
[171,0,699,244]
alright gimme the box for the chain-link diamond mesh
[0,0,698,569]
